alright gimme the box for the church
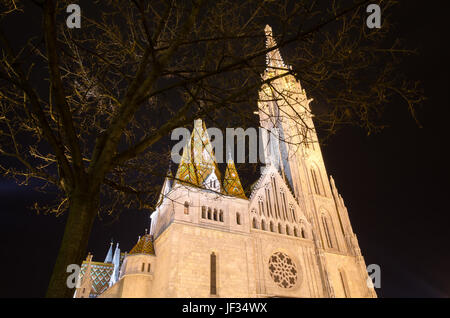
[73,25,377,298]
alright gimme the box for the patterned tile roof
[175,119,222,189]
[223,158,247,199]
[129,234,155,255]
[80,261,114,296]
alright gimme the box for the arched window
[281,191,288,220]
[219,210,224,222]
[322,216,334,248]
[303,127,310,149]
[210,252,217,295]
[265,188,273,217]
[252,218,258,229]
[311,168,321,195]
[339,269,350,298]
[290,206,297,222]
[207,208,212,220]
[286,225,290,235]
[311,166,326,196]
[261,219,266,231]
[278,223,282,234]
[294,227,298,237]
[184,202,189,215]
[258,198,265,216]
[301,227,306,239]
[270,221,274,232]
[236,213,241,225]
[271,176,281,218]
[202,206,206,219]
[213,209,218,221]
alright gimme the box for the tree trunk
[46,187,99,298]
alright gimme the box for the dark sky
[0,1,449,298]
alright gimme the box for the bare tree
[0,0,422,297]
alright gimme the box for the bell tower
[258,25,376,298]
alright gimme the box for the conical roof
[175,119,222,189]
[223,154,247,199]
[129,234,155,255]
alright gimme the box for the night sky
[0,1,449,298]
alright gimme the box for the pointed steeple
[157,167,174,207]
[75,254,93,298]
[109,243,121,286]
[174,119,221,190]
[104,241,114,263]
[264,24,288,74]
[223,147,247,199]
[129,234,155,255]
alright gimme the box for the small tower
[99,234,156,298]
[223,149,247,199]
[109,243,121,286]
[74,254,94,298]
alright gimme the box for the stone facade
[77,25,376,299]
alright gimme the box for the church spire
[174,119,221,190]
[104,241,113,263]
[109,243,121,286]
[222,147,247,199]
[264,24,288,74]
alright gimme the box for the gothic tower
[76,25,376,298]
[257,25,376,297]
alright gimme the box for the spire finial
[227,144,233,162]
[263,24,287,72]
[265,24,275,49]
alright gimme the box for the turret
[74,254,93,298]
[115,234,156,297]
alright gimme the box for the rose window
[268,252,298,289]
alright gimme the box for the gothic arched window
[210,252,217,295]
[265,188,273,217]
[311,168,321,195]
[286,225,290,236]
[184,202,189,215]
[236,213,241,225]
[281,191,288,220]
[339,269,350,298]
[252,218,258,229]
[261,219,266,231]
[290,206,297,222]
[202,206,206,219]
[258,197,265,216]
[271,176,281,218]
[270,221,274,232]
[322,216,334,248]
